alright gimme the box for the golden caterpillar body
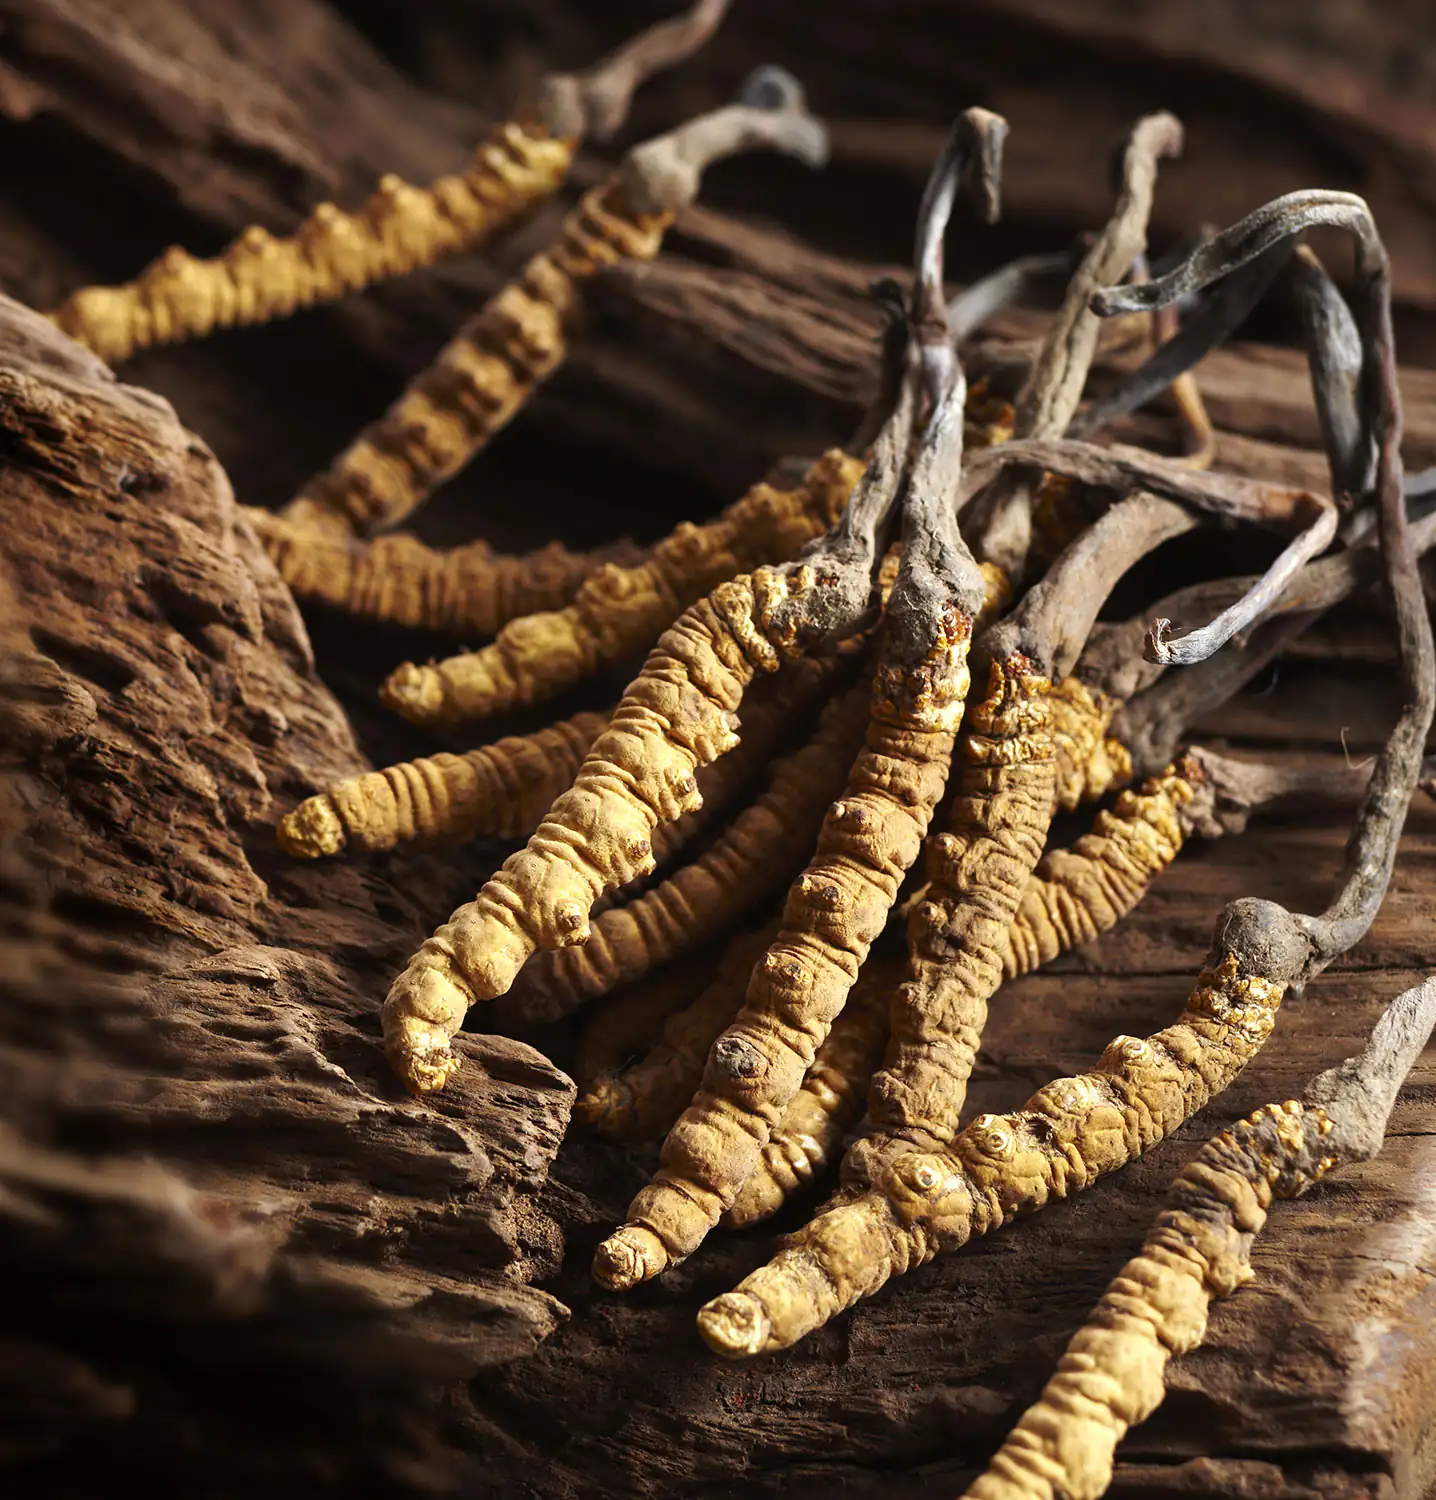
[284,181,673,537]
[1047,676,1133,812]
[506,683,870,1020]
[1005,758,1197,978]
[276,711,608,859]
[380,565,823,1095]
[697,948,1287,1356]
[249,507,635,638]
[50,124,575,365]
[577,922,781,1141]
[849,656,1056,1185]
[963,1100,1333,1500]
[723,963,892,1229]
[382,449,866,728]
[593,611,975,1290]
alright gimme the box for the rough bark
[1,3,1435,1498]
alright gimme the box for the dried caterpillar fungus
[588,105,1014,1283]
[723,958,894,1229]
[505,681,871,1020]
[382,448,866,728]
[47,0,733,366]
[249,508,639,639]
[283,74,828,537]
[577,921,781,1141]
[49,130,575,368]
[963,974,1436,1500]
[277,710,608,860]
[698,937,1293,1357]
[848,655,1055,1184]
[592,609,978,1289]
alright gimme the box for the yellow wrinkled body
[277,711,607,858]
[50,123,574,365]
[249,509,607,638]
[593,616,974,1288]
[383,450,865,728]
[285,181,673,537]
[963,1100,1330,1499]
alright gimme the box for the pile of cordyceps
[48,4,1436,1497]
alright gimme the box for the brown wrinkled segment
[276,710,609,859]
[592,613,972,1290]
[47,124,576,366]
[1048,677,1133,812]
[506,684,871,1020]
[284,185,674,537]
[247,507,637,638]
[1005,759,1199,980]
[380,565,819,1095]
[697,946,1287,1357]
[723,956,894,1229]
[577,922,779,1141]
[849,657,1054,1184]
[382,450,864,727]
[962,1101,1337,1500]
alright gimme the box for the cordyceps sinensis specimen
[695,189,1435,1360]
[47,1,732,365]
[962,974,1436,1500]
[282,69,829,538]
[379,107,1005,1098]
[505,679,872,1022]
[277,710,609,860]
[383,448,867,730]
[248,507,644,640]
[578,920,782,1142]
[588,108,1011,1289]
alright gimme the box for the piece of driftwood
[0,297,572,1493]
[2,3,1436,1498]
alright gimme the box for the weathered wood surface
[1,3,1435,1498]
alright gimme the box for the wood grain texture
[1,2,1435,1497]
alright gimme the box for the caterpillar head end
[696,1292,770,1359]
[592,1224,669,1290]
[276,795,346,859]
[381,661,446,725]
[386,1033,461,1097]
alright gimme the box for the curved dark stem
[958,437,1317,531]
[981,491,1195,678]
[1143,498,1337,665]
[1091,190,1389,524]
[1104,192,1435,980]
[1182,745,1369,839]
[946,250,1076,344]
[910,108,1007,403]
[1114,610,1315,777]
[968,111,1184,579]
[1292,246,1374,504]
[541,0,731,140]
[847,278,912,454]
[1067,241,1290,440]
[1080,497,1436,703]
